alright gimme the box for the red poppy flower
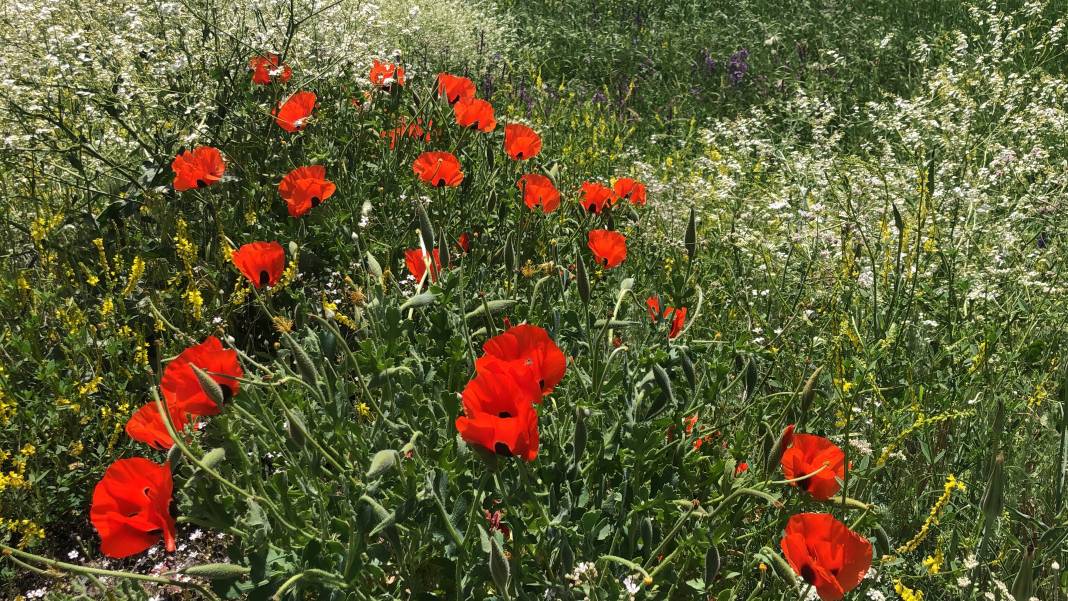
[437,73,476,104]
[504,123,542,160]
[171,146,225,192]
[232,241,285,290]
[614,177,647,206]
[477,324,566,397]
[780,513,872,601]
[382,117,432,150]
[249,54,292,85]
[517,174,561,214]
[273,91,316,132]
[587,229,627,269]
[735,462,749,475]
[279,165,336,217]
[646,296,687,339]
[453,97,497,132]
[369,59,405,88]
[125,401,192,451]
[456,360,541,461]
[90,458,177,558]
[232,241,286,290]
[458,233,472,253]
[405,248,442,284]
[579,181,618,213]
[781,433,846,501]
[412,151,464,187]
[160,336,244,416]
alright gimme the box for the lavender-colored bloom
[700,48,717,75]
[728,48,750,86]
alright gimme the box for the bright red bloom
[382,117,432,150]
[279,165,336,218]
[579,181,618,213]
[456,360,541,461]
[517,174,561,213]
[614,177,647,206]
[125,401,192,450]
[646,296,687,339]
[273,91,316,132]
[160,336,243,416]
[413,151,464,187]
[587,229,627,269]
[735,462,749,475]
[171,146,225,192]
[504,123,542,160]
[369,59,405,88]
[249,54,292,85]
[781,433,846,501]
[453,97,497,132]
[437,73,476,104]
[458,233,472,253]
[232,241,286,290]
[780,513,872,601]
[478,324,566,397]
[405,248,442,284]
[90,458,177,558]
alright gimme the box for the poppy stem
[1,544,223,601]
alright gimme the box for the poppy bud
[365,252,383,279]
[767,423,797,471]
[640,517,655,560]
[575,251,590,305]
[799,366,823,420]
[681,350,695,390]
[282,333,321,388]
[181,563,251,579]
[762,546,800,591]
[704,543,721,588]
[652,363,675,409]
[414,201,435,252]
[685,206,697,263]
[891,203,904,232]
[190,364,226,409]
[744,356,759,401]
[285,410,308,449]
[367,449,401,479]
[200,447,226,470]
[489,534,510,595]
[980,452,1005,536]
[573,406,589,466]
[1010,547,1034,601]
[504,237,516,273]
[557,535,575,574]
[439,227,451,268]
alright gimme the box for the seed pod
[704,543,721,587]
[575,250,590,305]
[744,357,759,401]
[980,452,1005,536]
[685,206,697,262]
[873,524,891,559]
[190,364,226,409]
[283,332,321,386]
[504,236,516,273]
[640,517,655,558]
[489,534,510,595]
[414,201,435,252]
[891,203,904,232]
[573,407,589,466]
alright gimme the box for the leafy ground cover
[0,0,1066,599]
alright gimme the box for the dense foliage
[1,0,1066,599]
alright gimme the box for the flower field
[1,0,1066,599]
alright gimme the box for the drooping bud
[489,534,510,596]
[414,200,435,253]
[767,424,796,471]
[704,543,721,588]
[190,364,226,408]
[980,452,1005,536]
[575,250,590,305]
[573,406,589,467]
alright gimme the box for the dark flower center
[311,196,320,208]
[798,475,812,490]
[259,270,270,287]
[516,152,524,159]
[498,412,512,418]
[436,178,446,187]
[494,442,513,456]
[800,565,817,585]
[221,385,233,404]
[195,179,206,188]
